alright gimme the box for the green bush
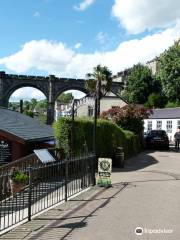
[12,170,29,184]
[53,117,140,159]
[165,100,180,108]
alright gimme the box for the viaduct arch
[0,71,122,124]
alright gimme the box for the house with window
[75,93,127,117]
[144,108,180,142]
[54,101,72,120]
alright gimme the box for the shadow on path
[113,151,159,172]
[28,183,128,240]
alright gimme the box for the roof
[0,108,54,142]
[148,107,180,119]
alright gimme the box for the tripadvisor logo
[135,227,143,235]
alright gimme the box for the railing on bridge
[0,152,95,233]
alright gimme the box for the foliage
[38,113,47,124]
[145,92,167,108]
[156,40,180,102]
[30,98,38,110]
[57,93,74,104]
[165,100,180,108]
[24,101,30,111]
[24,110,34,118]
[53,117,72,155]
[101,104,152,135]
[35,99,47,113]
[53,117,140,159]
[9,102,19,111]
[11,170,28,184]
[122,63,154,104]
[85,65,112,116]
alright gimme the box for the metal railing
[0,153,95,233]
[0,154,39,175]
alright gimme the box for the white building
[75,93,127,117]
[146,58,158,75]
[54,101,72,120]
[144,108,180,142]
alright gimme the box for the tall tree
[122,63,154,104]
[156,39,180,102]
[57,93,74,104]
[30,98,38,110]
[85,65,112,116]
[35,99,47,113]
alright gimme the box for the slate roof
[148,107,180,119]
[0,108,54,142]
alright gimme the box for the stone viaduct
[0,71,122,124]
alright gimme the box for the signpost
[0,140,11,164]
[97,158,112,187]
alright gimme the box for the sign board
[97,158,112,186]
[34,149,55,164]
[0,140,12,164]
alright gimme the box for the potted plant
[10,169,29,196]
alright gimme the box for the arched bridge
[0,71,123,124]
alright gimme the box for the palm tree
[85,65,112,116]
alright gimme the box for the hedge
[53,117,140,159]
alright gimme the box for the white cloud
[33,11,40,18]
[0,40,74,74]
[0,23,179,78]
[96,31,109,45]
[74,0,95,11]
[112,0,180,34]
[74,42,82,49]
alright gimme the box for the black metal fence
[0,153,95,233]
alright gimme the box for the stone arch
[5,83,48,103]
[54,86,89,102]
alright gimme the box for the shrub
[11,170,28,184]
[24,110,34,118]
[101,104,152,136]
[145,92,167,108]
[53,117,140,159]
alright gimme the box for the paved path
[1,150,180,240]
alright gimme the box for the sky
[0,0,179,101]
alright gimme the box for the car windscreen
[148,131,166,137]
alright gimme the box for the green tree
[101,104,152,136]
[57,93,74,103]
[145,92,167,108]
[35,99,47,113]
[24,101,30,111]
[30,98,38,110]
[85,65,112,116]
[122,63,154,104]
[156,40,180,102]
[24,110,34,118]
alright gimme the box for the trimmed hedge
[53,117,140,159]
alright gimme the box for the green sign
[97,158,112,187]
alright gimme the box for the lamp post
[93,78,108,185]
[71,99,77,156]
[93,78,107,155]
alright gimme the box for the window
[177,120,180,129]
[88,106,94,117]
[147,121,152,131]
[166,121,172,133]
[156,121,162,130]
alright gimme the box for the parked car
[145,130,169,150]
